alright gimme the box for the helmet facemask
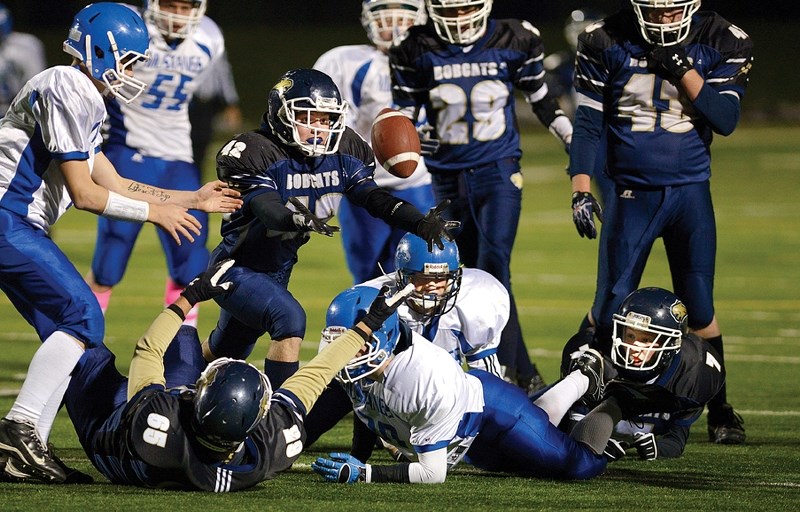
[630,0,701,46]
[145,0,207,40]
[611,312,683,379]
[361,0,428,51]
[397,264,462,320]
[427,0,493,45]
[321,325,397,384]
[278,97,348,157]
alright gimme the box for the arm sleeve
[127,309,184,399]
[691,84,740,136]
[655,424,691,458]
[281,329,366,412]
[349,186,425,233]
[567,104,605,177]
[250,189,298,231]
[369,448,448,483]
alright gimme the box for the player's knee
[268,301,306,340]
[63,299,105,348]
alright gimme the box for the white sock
[533,372,587,426]
[36,376,71,442]
[7,331,84,440]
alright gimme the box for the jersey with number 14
[105,5,225,163]
[390,19,549,171]
[575,10,753,187]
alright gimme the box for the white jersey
[105,6,226,162]
[0,66,104,232]
[0,32,47,115]
[313,44,430,190]
[362,268,509,374]
[345,334,485,459]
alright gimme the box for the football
[370,108,421,178]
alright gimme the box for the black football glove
[416,200,460,251]
[604,438,629,462]
[360,284,415,332]
[180,259,235,306]
[416,123,440,156]
[648,45,692,81]
[632,432,658,460]
[571,191,604,239]
[289,196,339,237]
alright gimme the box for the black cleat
[0,417,66,484]
[707,404,746,444]
[568,349,606,403]
[48,444,94,484]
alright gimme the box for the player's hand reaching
[360,284,415,332]
[648,45,692,81]
[289,197,340,237]
[194,180,243,213]
[571,191,604,239]
[181,259,235,306]
[604,438,629,462]
[150,203,202,245]
[416,123,440,156]
[311,453,367,483]
[416,200,460,251]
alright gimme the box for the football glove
[604,438,629,462]
[361,284,415,332]
[289,196,339,237]
[633,432,658,460]
[311,453,367,484]
[648,45,692,81]
[571,191,604,239]
[416,200,460,251]
[180,259,235,306]
[416,123,440,156]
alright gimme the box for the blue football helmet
[630,0,700,46]
[63,3,150,104]
[361,0,427,51]
[0,4,12,42]
[192,358,272,452]
[144,0,207,40]
[611,287,688,381]
[266,68,348,157]
[394,233,462,319]
[320,286,401,383]
[427,0,493,45]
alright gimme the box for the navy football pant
[91,144,209,287]
[466,370,606,479]
[592,181,716,333]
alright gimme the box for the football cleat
[568,349,606,403]
[707,404,746,445]
[0,417,66,483]
[48,443,94,484]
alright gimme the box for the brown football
[370,108,421,179]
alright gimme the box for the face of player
[294,110,333,145]
[156,0,197,38]
[374,7,417,45]
[622,326,661,367]
[643,7,684,25]
[409,274,449,298]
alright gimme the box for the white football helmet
[361,0,428,51]
[144,0,207,40]
[630,0,701,46]
[427,0,493,45]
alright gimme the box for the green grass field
[1,125,799,510]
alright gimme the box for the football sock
[533,372,586,426]
[165,278,198,327]
[571,397,622,455]
[705,334,727,410]
[263,359,299,388]
[8,331,84,438]
[36,377,70,441]
[92,288,112,314]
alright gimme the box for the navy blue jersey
[574,10,753,186]
[390,19,548,171]
[214,127,376,273]
[90,385,306,492]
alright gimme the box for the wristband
[103,191,149,223]
[167,303,186,321]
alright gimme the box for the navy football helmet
[630,0,700,46]
[427,0,493,45]
[63,3,150,104]
[192,358,271,452]
[144,0,206,40]
[611,287,688,381]
[320,286,401,383]
[266,68,348,157]
[394,233,462,319]
[361,0,427,51]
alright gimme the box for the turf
[1,125,798,510]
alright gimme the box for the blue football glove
[416,123,440,156]
[311,453,367,483]
[633,432,658,460]
[571,191,604,239]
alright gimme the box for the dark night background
[3,1,797,124]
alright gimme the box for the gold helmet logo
[670,299,687,324]
[272,77,293,98]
